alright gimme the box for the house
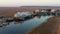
[14,12,21,18]
[51,9,55,13]
[14,11,33,21]
[55,10,60,16]
[40,9,49,15]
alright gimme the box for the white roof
[35,10,39,12]
[51,9,55,12]
[14,12,32,17]
[41,10,47,12]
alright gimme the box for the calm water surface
[0,16,53,34]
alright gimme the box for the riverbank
[27,16,60,34]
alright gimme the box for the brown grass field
[0,7,60,17]
[0,7,19,17]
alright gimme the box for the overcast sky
[0,0,60,7]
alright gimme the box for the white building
[14,12,32,18]
[51,9,55,13]
[35,9,40,13]
[14,12,21,17]
[41,10,47,12]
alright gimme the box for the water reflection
[0,16,53,34]
[35,16,41,18]
[0,16,52,26]
[14,21,24,24]
[0,21,24,27]
[0,16,41,27]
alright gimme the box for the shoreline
[26,16,59,34]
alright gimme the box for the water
[0,16,53,34]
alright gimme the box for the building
[55,10,60,16]
[14,12,32,18]
[14,12,21,18]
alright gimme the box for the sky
[0,0,60,7]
